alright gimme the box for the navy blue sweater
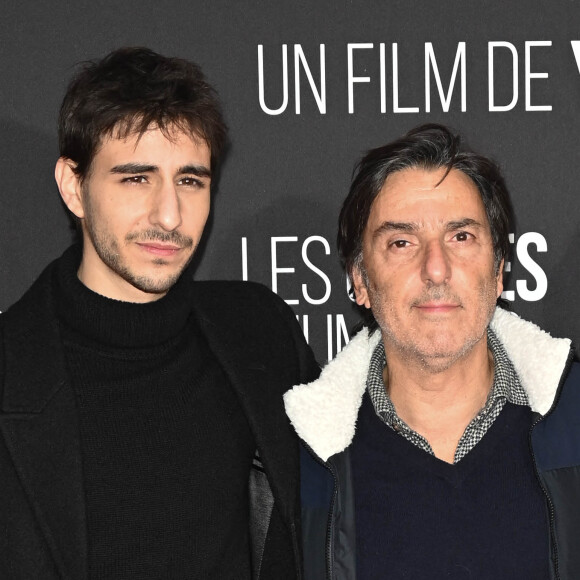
[352,392,550,579]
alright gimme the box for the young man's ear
[352,267,371,309]
[55,157,85,219]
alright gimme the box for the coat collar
[1,263,67,413]
[0,259,88,580]
[284,307,572,462]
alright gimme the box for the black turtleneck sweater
[53,247,255,579]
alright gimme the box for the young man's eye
[179,177,204,187]
[121,175,147,184]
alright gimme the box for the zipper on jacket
[301,440,338,580]
[528,348,574,580]
[289,521,303,580]
[324,459,339,580]
[530,414,559,580]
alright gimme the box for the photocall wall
[0,0,579,364]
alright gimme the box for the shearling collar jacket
[285,307,580,580]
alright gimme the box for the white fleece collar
[284,307,571,462]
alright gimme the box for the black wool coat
[0,257,320,580]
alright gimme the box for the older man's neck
[383,337,494,464]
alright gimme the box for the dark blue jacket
[285,308,579,579]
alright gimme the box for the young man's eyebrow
[109,163,211,178]
[177,164,211,178]
[110,163,157,174]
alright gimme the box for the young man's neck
[383,334,494,463]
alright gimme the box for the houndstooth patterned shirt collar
[366,328,529,463]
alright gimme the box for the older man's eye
[454,231,472,242]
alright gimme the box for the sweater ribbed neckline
[54,245,193,349]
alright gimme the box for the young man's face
[57,126,211,303]
[353,167,503,372]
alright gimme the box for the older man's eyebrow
[372,221,419,239]
[446,218,483,231]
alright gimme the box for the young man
[285,124,580,579]
[0,47,318,579]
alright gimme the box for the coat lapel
[0,265,87,580]
[190,283,302,524]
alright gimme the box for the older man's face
[353,167,503,371]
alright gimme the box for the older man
[285,124,579,579]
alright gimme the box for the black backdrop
[1,0,579,363]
